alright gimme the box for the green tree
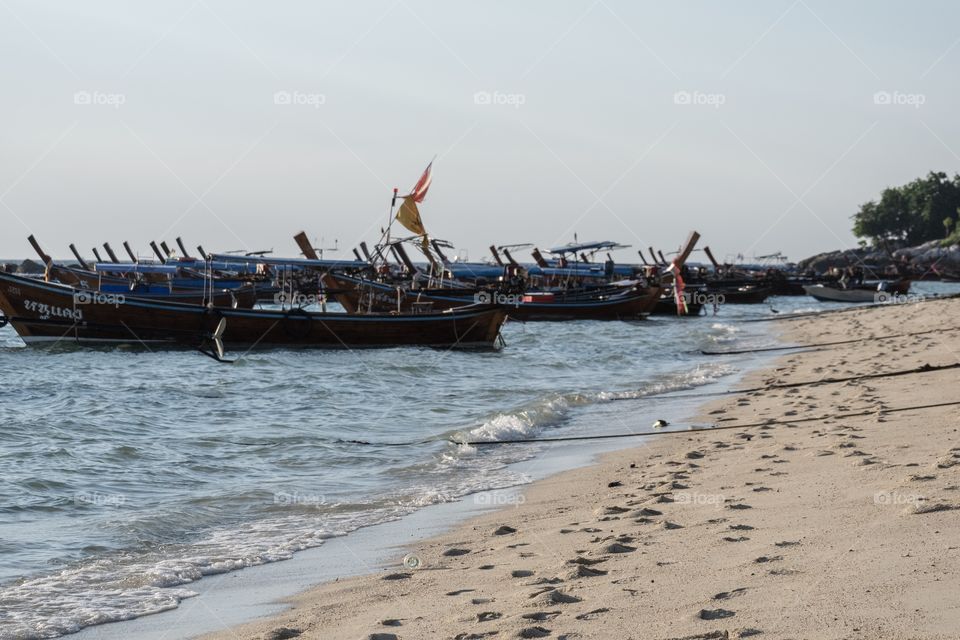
[852,171,960,246]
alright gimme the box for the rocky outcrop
[892,240,960,269]
[799,241,960,274]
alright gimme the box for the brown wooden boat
[322,273,661,321]
[0,272,506,352]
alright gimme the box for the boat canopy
[546,240,631,254]
[93,262,179,274]
[209,253,370,270]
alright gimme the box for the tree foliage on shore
[852,171,960,247]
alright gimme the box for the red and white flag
[405,161,433,203]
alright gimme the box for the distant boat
[803,280,910,303]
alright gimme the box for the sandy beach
[205,298,960,640]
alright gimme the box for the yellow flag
[396,198,426,236]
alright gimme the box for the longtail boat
[0,273,506,353]
[322,272,661,321]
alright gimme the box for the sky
[1,0,959,264]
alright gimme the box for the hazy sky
[2,1,959,264]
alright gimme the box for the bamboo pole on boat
[69,244,90,269]
[293,231,319,260]
[149,242,166,264]
[122,242,138,263]
[176,237,193,259]
[102,243,120,263]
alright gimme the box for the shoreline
[200,298,960,640]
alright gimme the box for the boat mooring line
[659,362,960,400]
[452,399,960,446]
[744,292,960,323]
[701,326,960,355]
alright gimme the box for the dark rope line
[660,361,960,400]
[453,399,960,446]
[745,292,960,323]
[701,326,960,355]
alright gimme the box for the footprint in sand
[477,611,502,622]
[494,525,518,535]
[727,503,753,510]
[575,607,610,620]
[754,555,783,563]
[512,570,535,578]
[713,587,747,600]
[723,536,749,543]
[519,627,552,638]
[569,564,608,578]
[443,548,472,557]
[729,524,754,531]
[698,608,736,620]
[522,611,561,622]
[775,540,800,547]
[383,573,412,581]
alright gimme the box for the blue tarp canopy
[93,262,179,274]
[208,254,370,270]
[546,240,630,254]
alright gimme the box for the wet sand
[204,298,960,640]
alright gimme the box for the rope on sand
[745,292,960,323]
[452,399,960,446]
[660,362,960,400]
[701,326,960,355]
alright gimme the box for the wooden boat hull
[323,274,661,321]
[707,286,772,304]
[803,280,910,303]
[0,273,506,351]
